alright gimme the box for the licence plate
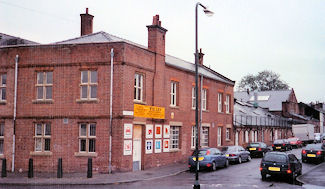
[276,147,281,149]
[249,148,256,151]
[268,167,280,171]
[307,154,316,157]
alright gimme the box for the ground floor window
[201,127,209,147]
[79,123,96,153]
[217,127,222,146]
[170,126,180,150]
[226,128,230,140]
[191,126,197,148]
[34,123,51,152]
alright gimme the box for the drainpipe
[108,48,114,174]
[12,55,18,172]
[200,75,203,147]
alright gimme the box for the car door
[293,155,302,174]
[238,146,248,160]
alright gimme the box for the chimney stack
[80,8,94,36]
[198,48,204,65]
[147,15,167,55]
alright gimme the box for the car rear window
[264,154,287,163]
[221,146,236,152]
[249,143,260,147]
[288,138,298,142]
[274,140,284,144]
[306,144,322,150]
[192,150,209,156]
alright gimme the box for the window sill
[74,152,98,157]
[226,139,231,141]
[169,149,180,152]
[0,101,6,105]
[0,154,4,159]
[30,151,53,156]
[169,105,179,109]
[76,99,99,104]
[218,112,224,114]
[202,109,209,112]
[133,100,146,105]
[32,100,54,104]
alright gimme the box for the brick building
[0,9,234,173]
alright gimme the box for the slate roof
[234,90,292,111]
[0,33,38,46]
[55,31,235,85]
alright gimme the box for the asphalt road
[2,148,319,189]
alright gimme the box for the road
[3,148,319,189]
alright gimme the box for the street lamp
[194,2,213,189]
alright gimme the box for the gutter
[12,55,18,172]
[108,48,114,174]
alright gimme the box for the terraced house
[0,9,235,173]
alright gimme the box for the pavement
[297,162,325,188]
[0,163,188,186]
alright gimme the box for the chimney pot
[198,48,205,65]
[86,8,88,14]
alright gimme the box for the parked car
[260,152,302,183]
[220,145,251,164]
[272,139,292,151]
[246,142,270,158]
[314,133,321,143]
[188,148,228,172]
[288,137,303,148]
[301,143,325,164]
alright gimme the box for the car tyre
[238,156,242,164]
[261,173,266,181]
[224,159,229,168]
[212,162,217,171]
[247,155,251,162]
[290,173,296,185]
[261,152,265,158]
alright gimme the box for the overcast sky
[1,0,324,103]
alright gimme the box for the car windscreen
[273,140,284,144]
[306,144,322,150]
[264,154,287,163]
[248,143,260,147]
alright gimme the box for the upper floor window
[191,87,196,109]
[134,73,143,101]
[36,72,53,100]
[170,126,180,150]
[34,123,51,152]
[218,93,223,113]
[81,70,97,100]
[225,95,230,113]
[79,123,96,153]
[202,89,207,111]
[170,81,178,107]
[0,74,6,101]
[0,123,4,154]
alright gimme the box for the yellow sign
[134,104,165,119]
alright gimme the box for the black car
[272,139,292,151]
[188,148,228,171]
[301,143,325,164]
[260,152,302,183]
[220,145,251,164]
[246,142,270,158]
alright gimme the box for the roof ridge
[54,31,104,44]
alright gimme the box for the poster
[155,124,162,138]
[155,140,162,153]
[163,125,170,138]
[124,124,133,139]
[123,140,132,155]
[145,140,153,154]
[146,124,153,138]
[163,139,170,152]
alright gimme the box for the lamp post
[194,2,213,189]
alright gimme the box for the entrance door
[133,125,142,171]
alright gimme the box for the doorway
[133,125,142,171]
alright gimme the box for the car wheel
[298,169,302,176]
[290,173,296,184]
[302,158,307,163]
[189,167,195,172]
[247,155,251,162]
[224,159,229,168]
[261,173,266,181]
[238,156,242,164]
[262,152,265,157]
[212,162,217,171]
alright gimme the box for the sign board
[145,140,153,154]
[124,124,133,139]
[134,104,165,119]
[146,124,153,138]
[155,140,162,153]
[123,140,132,155]
[163,139,169,152]
[155,125,162,138]
[163,125,170,138]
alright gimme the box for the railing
[233,115,291,128]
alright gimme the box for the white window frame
[191,126,197,148]
[218,93,223,113]
[0,123,4,154]
[170,126,180,150]
[275,129,278,140]
[36,72,53,100]
[202,89,207,111]
[134,73,143,101]
[170,82,177,107]
[251,130,254,142]
[225,95,230,113]
[191,87,196,109]
[226,128,230,140]
[254,130,258,142]
[80,70,97,100]
[0,74,6,101]
[34,123,51,152]
[201,127,209,147]
[217,127,222,146]
[79,123,96,153]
